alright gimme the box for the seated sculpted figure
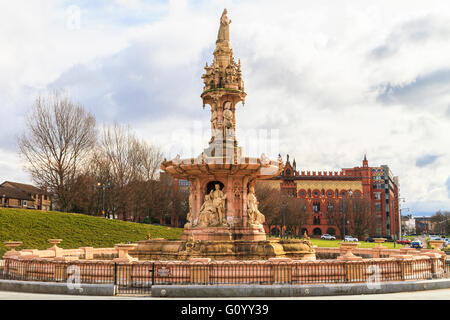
[197,191,219,227]
[247,186,265,227]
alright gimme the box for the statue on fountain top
[217,9,231,43]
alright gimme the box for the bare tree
[255,183,282,234]
[97,123,164,220]
[284,196,309,236]
[347,196,377,240]
[18,92,96,212]
[325,196,376,239]
[431,211,450,235]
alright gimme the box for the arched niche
[206,180,225,195]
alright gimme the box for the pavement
[0,288,449,300]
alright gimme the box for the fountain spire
[201,9,246,159]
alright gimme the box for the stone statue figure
[184,193,193,228]
[217,9,231,42]
[212,184,227,225]
[260,153,270,165]
[197,191,219,227]
[247,186,265,227]
[209,107,218,143]
[223,102,233,129]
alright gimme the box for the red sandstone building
[260,155,400,239]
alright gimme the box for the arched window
[313,200,320,213]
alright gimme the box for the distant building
[402,214,416,235]
[0,181,51,211]
[415,216,435,234]
[258,155,401,239]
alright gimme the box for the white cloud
[0,0,449,215]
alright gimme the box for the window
[313,216,321,225]
[375,203,382,212]
[374,192,381,200]
[313,191,319,198]
[23,200,27,207]
[313,201,320,213]
[327,190,333,197]
[327,201,334,211]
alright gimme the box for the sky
[0,0,449,216]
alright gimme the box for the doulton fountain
[133,9,315,261]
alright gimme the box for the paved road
[0,289,449,300]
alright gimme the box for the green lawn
[310,238,400,249]
[268,236,402,249]
[0,208,182,257]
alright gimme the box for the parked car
[410,240,423,249]
[321,234,336,240]
[396,239,411,245]
[444,238,450,248]
[365,237,375,242]
[344,235,358,242]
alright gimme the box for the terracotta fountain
[132,9,315,261]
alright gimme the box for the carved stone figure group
[196,184,227,227]
[185,182,266,229]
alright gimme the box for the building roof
[0,185,33,201]
[0,181,49,196]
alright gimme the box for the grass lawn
[267,236,403,248]
[0,208,182,257]
[310,238,401,249]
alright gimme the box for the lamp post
[97,183,106,217]
[342,190,353,240]
[282,201,287,239]
[2,194,5,208]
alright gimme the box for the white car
[344,235,358,242]
[321,234,336,240]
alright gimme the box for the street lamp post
[282,201,287,239]
[97,183,106,217]
[342,190,353,240]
